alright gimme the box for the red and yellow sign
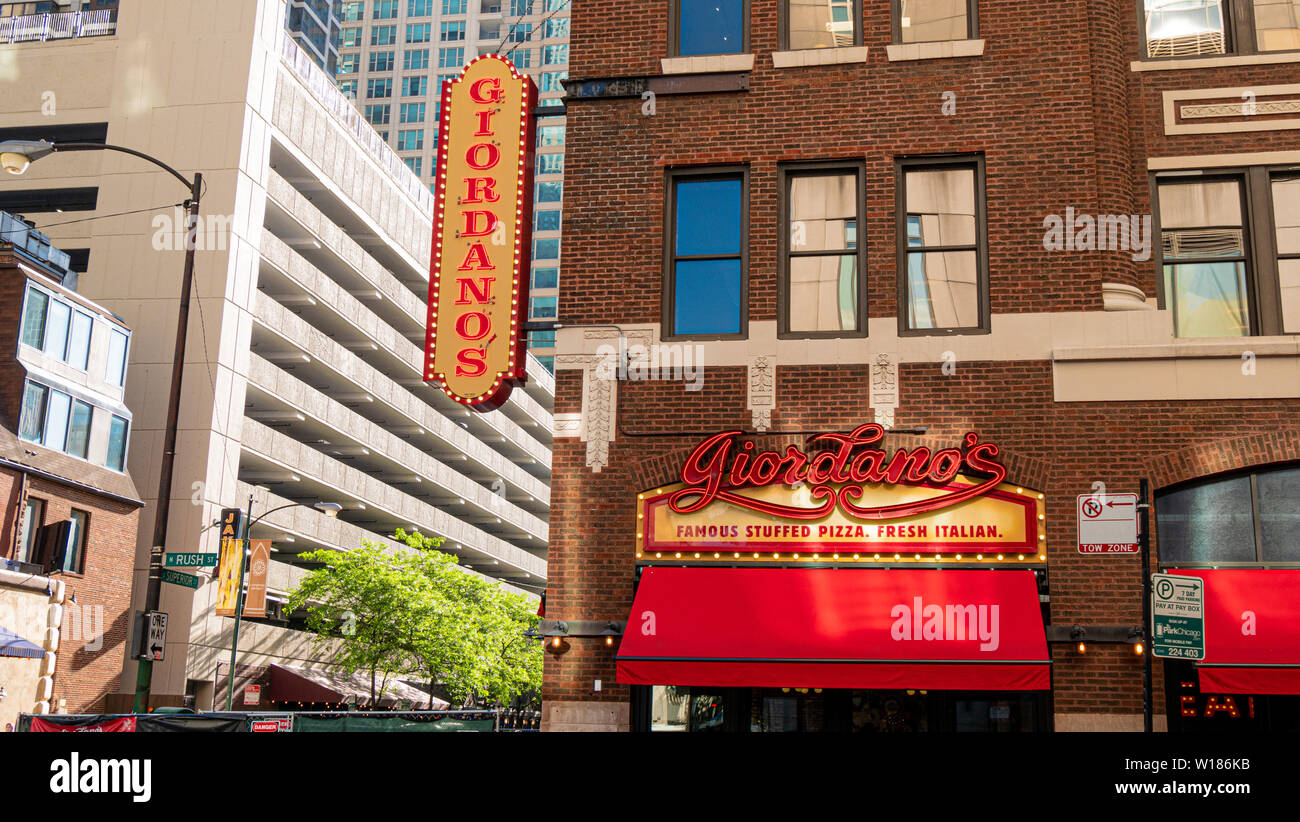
[636,425,1047,564]
[425,55,536,409]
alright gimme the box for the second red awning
[616,567,1050,691]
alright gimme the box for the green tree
[285,531,541,707]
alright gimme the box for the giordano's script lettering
[668,424,1007,520]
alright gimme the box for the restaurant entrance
[636,685,1050,732]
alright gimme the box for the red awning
[1171,569,1300,695]
[616,567,1050,691]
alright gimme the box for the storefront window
[650,686,725,731]
[1157,463,1300,564]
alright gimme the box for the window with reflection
[650,686,726,731]
[896,0,973,43]
[782,166,865,336]
[1142,0,1300,57]
[665,169,746,337]
[898,157,986,332]
[785,0,859,49]
[675,0,746,56]
[1157,464,1300,564]
[1158,178,1249,338]
[1274,174,1300,332]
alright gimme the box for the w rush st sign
[425,55,536,409]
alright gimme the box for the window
[543,44,568,64]
[534,237,560,259]
[17,498,44,564]
[443,0,467,12]
[21,287,48,349]
[1141,0,1300,57]
[45,299,70,359]
[1157,463,1300,564]
[66,399,92,459]
[537,180,563,202]
[44,389,70,451]
[514,0,534,13]
[407,22,432,42]
[530,329,557,346]
[400,102,426,122]
[509,22,533,42]
[441,21,466,40]
[897,156,988,333]
[404,157,423,175]
[1155,168,1299,337]
[530,296,558,319]
[410,0,434,13]
[373,0,398,17]
[674,0,747,56]
[538,124,565,146]
[371,24,397,45]
[665,169,747,338]
[535,355,555,373]
[368,50,394,71]
[439,46,465,67]
[342,27,362,46]
[537,152,564,175]
[107,415,128,472]
[402,75,428,96]
[67,311,91,369]
[532,266,559,288]
[397,129,425,150]
[339,53,359,73]
[780,165,866,336]
[540,71,567,92]
[341,1,364,20]
[404,48,430,69]
[535,210,561,231]
[367,77,393,97]
[105,329,128,387]
[512,47,533,67]
[894,0,975,43]
[61,509,88,574]
[479,23,502,39]
[340,80,358,98]
[545,18,569,39]
[784,0,860,48]
[366,104,391,124]
[18,381,47,443]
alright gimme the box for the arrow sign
[143,611,167,662]
[1077,493,1139,554]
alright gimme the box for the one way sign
[1077,493,1139,554]
[144,611,167,661]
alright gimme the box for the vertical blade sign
[425,55,536,409]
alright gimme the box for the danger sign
[1077,493,1139,554]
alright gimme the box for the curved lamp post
[1,139,202,713]
[223,496,342,711]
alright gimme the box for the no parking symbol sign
[1077,493,1139,554]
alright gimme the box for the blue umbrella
[0,626,44,659]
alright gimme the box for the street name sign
[1077,493,1139,553]
[164,552,218,568]
[161,568,199,589]
[1152,573,1205,660]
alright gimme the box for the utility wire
[0,201,186,238]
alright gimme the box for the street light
[1,138,203,714]
[224,496,341,710]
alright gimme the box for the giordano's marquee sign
[636,424,1047,564]
[425,55,537,409]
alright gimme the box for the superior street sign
[161,568,199,589]
[164,552,218,568]
[1152,573,1205,660]
[1077,493,1139,554]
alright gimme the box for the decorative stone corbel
[748,354,776,432]
[869,352,899,429]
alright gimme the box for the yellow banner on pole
[215,537,243,617]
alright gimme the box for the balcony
[0,9,117,44]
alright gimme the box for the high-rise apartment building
[333,0,567,370]
[0,0,550,710]
[286,0,342,75]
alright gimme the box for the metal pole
[225,493,254,711]
[134,172,202,713]
[1139,477,1153,733]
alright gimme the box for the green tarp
[293,715,494,732]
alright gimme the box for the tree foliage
[284,530,541,706]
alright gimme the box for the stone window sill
[885,39,985,61]
[771,46,868,68]
[661,53,756,74]
[1130,51,1300,72]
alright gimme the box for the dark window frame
[669,0,752,57]
[1151,165,1296,337]
[1135,0,1300,60]
[778,0,863,50]
[662,165,750,342]
[777,160,869,339]
[891,0,979,44]
[61,509,90,575]
[895,154,991,336]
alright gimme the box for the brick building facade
[0,222,141,724]
[543,0,1300,731]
